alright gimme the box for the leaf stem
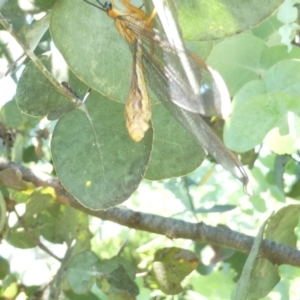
[0,12,82,107]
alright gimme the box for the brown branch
[0,158,299,267]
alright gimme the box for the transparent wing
[138,41,249,191]
[119,14,231,119]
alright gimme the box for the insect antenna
[83,0,108,11]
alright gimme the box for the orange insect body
[94,0,152,142]
[125,42,151,142]
[106,1,147,44]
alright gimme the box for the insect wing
[125,42,151,142]
[161,49,232,119]
[140,43,249,191]
[119,11,231,119]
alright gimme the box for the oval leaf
[51,91,153,210]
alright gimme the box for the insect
[83,0,154,142]
[83,0,250,193]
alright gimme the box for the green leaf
[264,59,300,96]
[263,116,300,155]
[64,290,100,300]
[225,90,300,152]
[265,204,300,248]
[207,33,267,95]
[6,189,90,248]
[224,79,267,152]
[1,274,18,297]
[178,0,284,41]
[97,256,139,299]
[233,217,270,300]
[67,251,99,294]
[98,256,136,281]
[190,270,235,298]
[16,54,82,118]
[145,104,205,180]
[6,229,38,249]
[225,252,247,281]
[0,256,9,280]
[0,98,39,132]
[51,91,153,210]
[152,247,198,295]
[252,14,282,41]
[68,253,138,298]
[247,259,280,299]
[22,145,39,163]
[40,205,90,246]
[24,187,55,217]
[286,179,300,199]
[23,13,50,51]
[260,45,300,70]
[0,99,22,128]
[50,0,132,103]
[250,194,268,213]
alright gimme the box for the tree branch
[0,157,299,267]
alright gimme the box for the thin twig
[0,13,82,107]
[13,207,62,262]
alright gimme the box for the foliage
[0,0,300,299]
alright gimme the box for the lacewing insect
[83,0,251,194]
[83,0,153,142]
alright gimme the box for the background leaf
[51,91,153,209]
[178,0,284,41]
[67,251,99,294]
[152,247,198,295]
